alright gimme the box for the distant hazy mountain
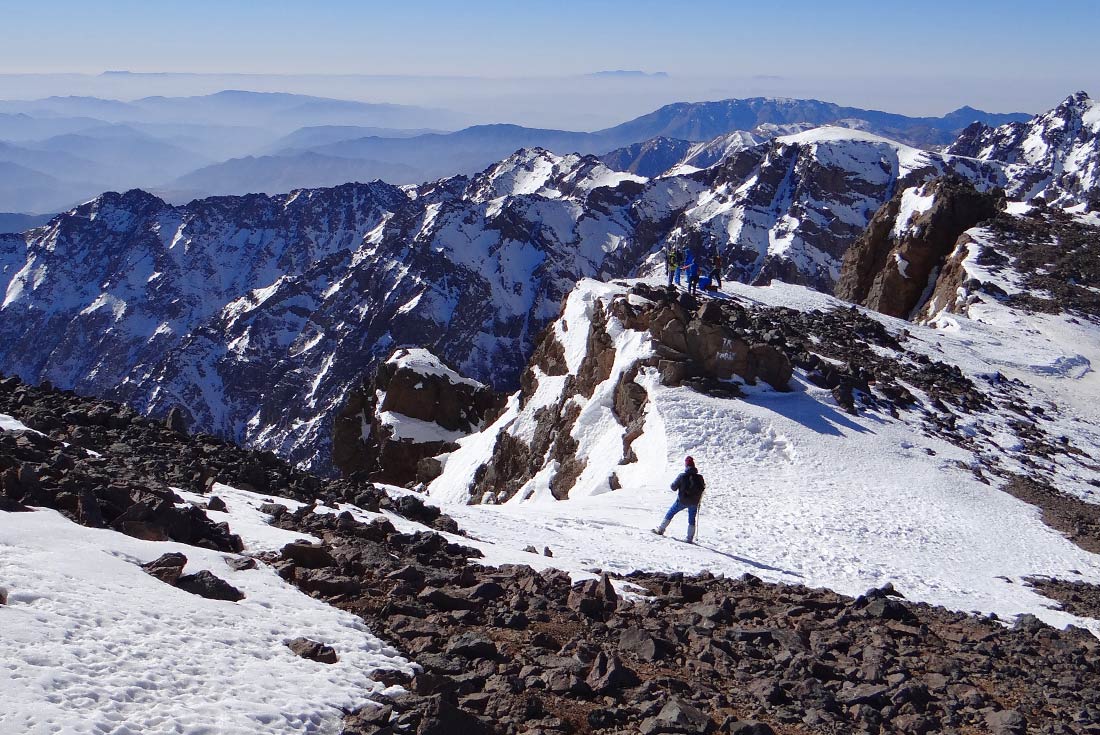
[0,211,54,233]
[167,152,426,197]
[0,161,91,213]
[0,90,467,131]
[593,97,1031,147]
[262,125,450,154]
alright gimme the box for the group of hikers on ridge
[665,245,722,295]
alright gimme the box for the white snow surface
[386,347,485,389]
[0,487,412,735]
[426,277,1100,634]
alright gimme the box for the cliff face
[835,177,1004,319]
[331,349,504,486]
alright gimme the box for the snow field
[0,492,413,735]
[425,278,1100,635]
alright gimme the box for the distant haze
[2,0,1098,127]
[0,72,1086,131]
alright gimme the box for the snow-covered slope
[948,91,1100,207]
[658,127,1010,291]
[425,274,1100,631]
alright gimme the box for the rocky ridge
[947,91,1100,207]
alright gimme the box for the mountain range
[0,92,1030,213]
[0,92,1094,473]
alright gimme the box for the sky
[0,0,1097,121]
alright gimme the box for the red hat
[685,456,695,466]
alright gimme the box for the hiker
[709,250,722,289]
[685,250,700,295]
[665,246,681,287]
[653,456,705,543]
[668,247,683,287]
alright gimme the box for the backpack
[682,472,705,501]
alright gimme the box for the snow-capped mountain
[660,127,1009,291]
[948,91,1100,207]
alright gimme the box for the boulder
[445,633,498,660]
[176,570,245,602]
[722,721,776,735]
[585,651,639,692]
[287,637,339,664]
[141,552,188,586]
[281,541,336,569]
[640,697,715,734]
[416,694,489,735]
[985,709,1027,735]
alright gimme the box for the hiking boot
[651,528,664,536]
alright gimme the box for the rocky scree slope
[5,371,1100,734]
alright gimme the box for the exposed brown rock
[332,349,505,486]
[837,176,1003,318]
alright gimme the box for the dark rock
[281,541,336,569]
[287,637,339,664]
[0,586,7,605]
[640,697,715,734]
[165,406,188,434]
[176,570,245,602]
[206,496,228,512]
[225,556,257,571]
[445,633,498,660]
[722,720,776,735]
[985,709,1027,735]
[416,694,489,735]
[141,552,188,586]
[585,651,639,692]
[619,626,666,661]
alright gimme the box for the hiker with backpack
[653,456,705,543]
[665,246,681,287]
[708,250,723,289]
[686,250,701,295]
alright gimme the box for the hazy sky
[1,0,1097,122]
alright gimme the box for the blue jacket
[671,466,703,505]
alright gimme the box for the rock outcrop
[835,177,1004,318]
[332,349,505,486]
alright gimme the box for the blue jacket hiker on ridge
[653,456,705,543]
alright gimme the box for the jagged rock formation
[332,348,505,486]
[664,128,1006,293]
[835,177,1004,318]
[947,91,1100,207]
[429,281,796,505]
